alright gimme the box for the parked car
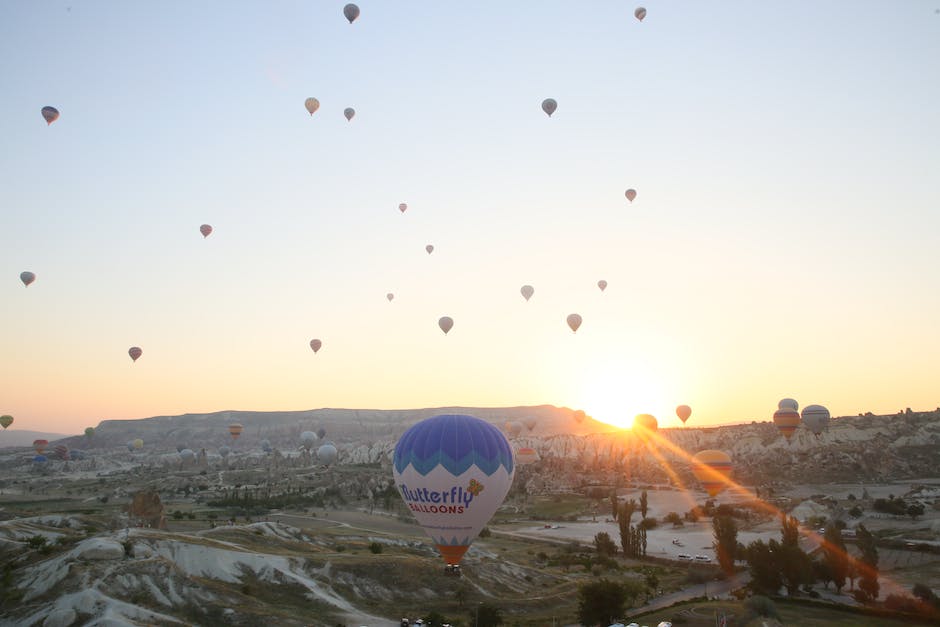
[694,555,711,563]
[677,554,692,561]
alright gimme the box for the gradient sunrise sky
[2,1,938,434]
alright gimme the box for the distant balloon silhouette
[635,7,647,21]
[426,244,434,254]
[0,415,13,429]
[310,339,322,353]
[691,450,733,497]
[41,106,59,125]
[633,413,658,434]
[301,431,317,450]
[566,313,582,333]
[20,271,36,287]
[317,427,326,440]
[801,404,830,438]
[200,224,212,238]
[128,346,142,362]
[778,398,799,411]
[520,285,534,301]
[399,203,408,213]
[541,98,557,117]
[676,405,692,425]
[344,107,355,121]
[304,98,320,115]
[773,408,801,441]
[573,409,586,424]
[317,442,338,465]
[33,439,49,454]
[438,316,454,335]
[597,280,607,292]
[343,3,360,23]
[228,423,243,440]
[625,189,637,202]
[515,446,540,465]
[387,292,395,302]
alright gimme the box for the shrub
[369,542,383,554]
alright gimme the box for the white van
[693,555,711,563]
[677,553,692,561]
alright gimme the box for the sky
[2,1,939,435]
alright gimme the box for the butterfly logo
[467,479,485,496]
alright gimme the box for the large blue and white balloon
[393,414,514,565]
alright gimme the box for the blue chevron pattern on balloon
[393,414,514,476]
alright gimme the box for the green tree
[712,515,738,575]
[663,511,683,527]
[746,539,782,595]
[594,532,617,556]
[856,524,879,602]
[823,524,849,593]
[780,514,800,548]
[907,503,925,520]
[778,514,812,595]
[577,579,642,626]
[610,491,618,520]
[640,490,648,519]
[469,603,503,627]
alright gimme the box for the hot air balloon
[200,224,212,238]
[541,98,557,117]
[386,293,395,302]
[504,421,523,438]
[84,427,94,438]
[597,280,607,292]
[228,423,243,440]
[344,107,355,121]
[566,313,582,333]
[53,444,70,461]
[676,405,692,425]
[393,414,514,566]
[801,405,830,438]
[260,439,272,453]
[343,3,359,23]
[635,7,647,21]
[310,339,322,354]
[301,431,317,450]
[0,415,13,429]
[773,408,801,441]
[633,414,658,434]
[33,455,48,464]
[523,417,536,431]
[317,442,338,465]
[33,439,49,454]
[317,427,326,440]
[179,448,195,462]
[304,98,320,116]
[691,450,733,497]
[132,438,144,449]
[625,189,637,202]
[573,410,586,424]
[399,203,408,213]
[778,398,799,411]
[426,244,434,254]
[128,347,142,362]
[439,316,454,335]
[515,446,540,465]
[126,441,136,452]
[219,445,231,459]
[41,106,59,125]
[20,272,36,287]
[520,285,534,301]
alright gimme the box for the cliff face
[60,406,940,486]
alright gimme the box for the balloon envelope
[41,106,59,125]
[317,443,338,465]
[301,431,317,449]
[625,189,637,202]
[676,405,692,424]
[691,450,732,497]
[343,3,359,23]
[33,439,49,453]
[0,415,13,429]
[304,98,320,115]
[53,444,70,460]
[228,423,243,439]
[132,438,144,449]
[219,445,231,458]
[84,427,94,438]
[426,244,434,254]
[635,7,647,21]
[597,280,607,292]
[317,428,326,440]
[504,421,523,438]
[200,224,212,238]
[573,410,586,424]
[523,417,536,431]
[310,339,322,353]
[515,446,540,465]
[179,448,195,461]
[128,347,142,362]
[566,313,582,333]
[633,414,658,434]
[438,316,454,335]
[520,285,534,301]
[393,414,514,565]
[260,439,272,453]
[541,98,557,117]
[344,107,355,121]
[778,398,799,411]
[801,405,830,437]
[386,293,395,302]
[399,203,408,213]
[20,271,36,287]
[773,408,801,440]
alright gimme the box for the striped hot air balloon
[691,450,733,497]
[773,408,801,441]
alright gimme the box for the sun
[579,368,668,430]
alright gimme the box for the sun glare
[579,368,668,430]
